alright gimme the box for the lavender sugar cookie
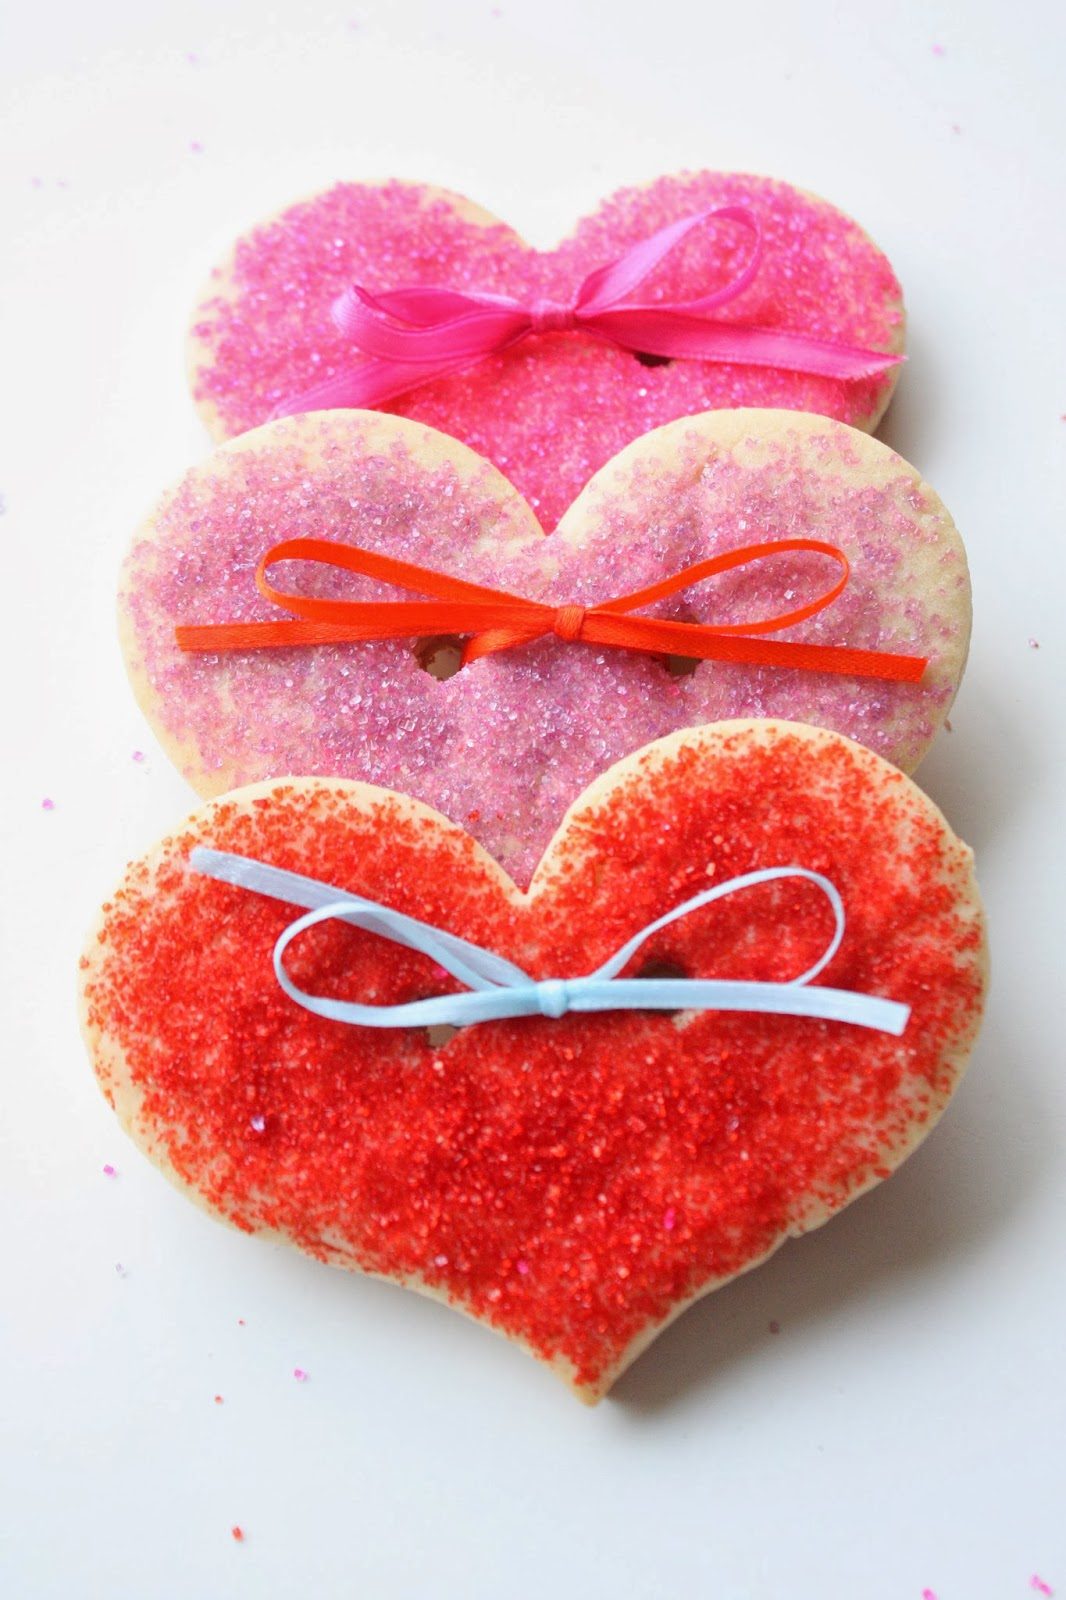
[119,408,970,886]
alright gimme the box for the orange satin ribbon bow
[174,536,927,683]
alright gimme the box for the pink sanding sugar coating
[122,412,968,889]
[189,173,903,531]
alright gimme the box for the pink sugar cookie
[120,409,969,888]
[187,173,904,531]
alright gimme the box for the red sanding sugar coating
[189,173,903,530]
[82,727,985,1395]
[123,412,968,890]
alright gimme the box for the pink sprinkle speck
[769,1319,781,1334]
[249,1115,266,1133]
[102,1164,116,1177]
[30,176,43,188]
[1028,638,1040,649]
[214,1394,224,1404]
[237,1318,246,1326]
[189,140,204,155]
[41,797,55,811]
[115,1262,127,1277]
[662,1206,677,1231]
[293,1367,309,1382]
[132,749,145,763]
[185,50,200,65]
[932,42,945,55]
[1030,1579,1054,1597]
[921,1589,937,1599]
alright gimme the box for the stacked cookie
[80,173,987,1402]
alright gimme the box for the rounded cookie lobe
[80,723,986,1401]
[120,408,968,888]
[188,172,904,530]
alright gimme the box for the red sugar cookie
[80,722,986,1400]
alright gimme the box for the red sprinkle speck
[231,1526,244,1542]
[214,1394,224,1404]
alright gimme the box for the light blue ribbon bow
[189,847,909,1037]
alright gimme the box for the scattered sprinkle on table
[1031,1579,1054,1597]
[41,798,55,812]
[102,1164,117,1178]
[293,1368,309,1382]
[231,1526,244,1543]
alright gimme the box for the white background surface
[2,1,1064,1596]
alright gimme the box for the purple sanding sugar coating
[122,412,967,889]
[190,173,903,531]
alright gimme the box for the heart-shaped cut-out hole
[187,172,904,531]
[80,722,986,1402]
[121,408,970,887]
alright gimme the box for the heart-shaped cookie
[121,408,970,887]
[187,173,904,531]
[80,722,986,1401]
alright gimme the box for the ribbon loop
[189,848,911,1038]
[271,204,901,419]
[175,536,928,686]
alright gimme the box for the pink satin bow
[272,205,902,417]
